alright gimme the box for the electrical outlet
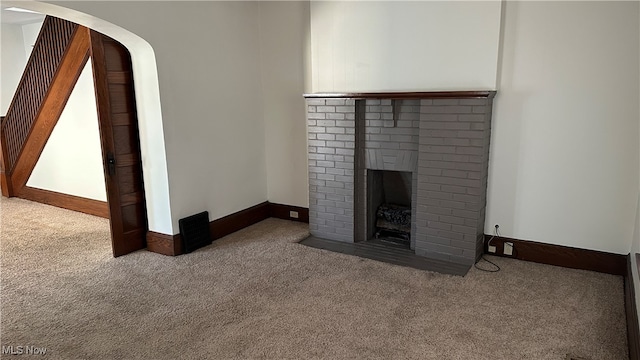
[504,242,513,256]
[488,245,496,253]
[289,211,299,219]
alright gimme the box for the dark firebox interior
[367,170,412,248]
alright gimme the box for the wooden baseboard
[147,202,270,256]
[0,171,13,197]
[627,254,640,360]
[146,201,310,256]
[268,202,309,223]
[18,186,109,218]
[483,235,626,276]
[210,201,270,240]
[146,231,181,256]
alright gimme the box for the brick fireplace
[305,92,495,269]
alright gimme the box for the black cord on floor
[474,235,501,272]
[474,255,500,272]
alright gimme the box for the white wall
[1,23,26,115]
[310,1,502,92]
[40,1,267,233]
[632,1,640,325]
[486,1,639,254]
[1,19,43,116]
[259,1,310,208]
[26,61,106,201]
[158,2,267,227]
[21,21,43,58]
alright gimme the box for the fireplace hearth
[304,92,495,274]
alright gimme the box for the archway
[2,1,173,238]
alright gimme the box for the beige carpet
[0,197,628,359]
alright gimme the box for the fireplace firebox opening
[366,170,412,248]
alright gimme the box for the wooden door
[89,30,148,257]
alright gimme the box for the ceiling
[1,6,45,25]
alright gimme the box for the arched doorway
[1,1,173,254]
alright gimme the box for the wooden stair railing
[0,16,91,197]
[0,115,9,196]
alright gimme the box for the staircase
[0,16,90,198]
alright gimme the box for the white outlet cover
[504,242,513,256]
[488,245,496,253]
[289,211,299,219]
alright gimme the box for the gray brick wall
[414,98,493,265]
[364,99,419,172]
[307,98,356,242]
[307,96,494,265]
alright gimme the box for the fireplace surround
[305,92,495,270]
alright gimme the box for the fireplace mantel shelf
[303,91,496,100]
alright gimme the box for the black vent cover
[179,211,212,253]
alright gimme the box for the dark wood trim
[268,202,309,223]
[0,172,12,198]
[0,116,13,197]
[210,201,270,240]
[303,91,496,99]
[146,231,181,256]
[625,254,640,360]
[146,202,312,256]
[18,186,109,218]
[10,27,91,192]
[483,235,626,276]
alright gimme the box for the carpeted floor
[0,197,628,359]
